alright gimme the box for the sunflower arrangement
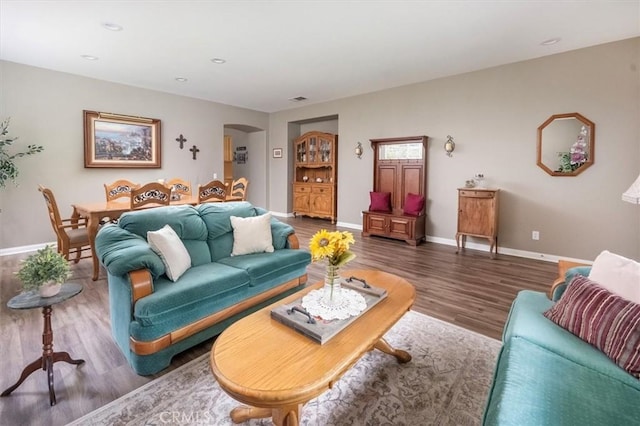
[309,229,356,267]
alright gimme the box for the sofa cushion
[217,249,311,288]
[147,224,191,282]
[198,202,257,261]
[96,224,166,279]
[588,250,640,303]
[131,262,251,340]
[544,275,640,378]
[230,213,274,256]
[503,290,640,389]
[119,205,210,266]
[483,336,640,425]
[254,207,295,249]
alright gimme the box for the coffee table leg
[230,406,272,423]
[374,338,412,363]
[272,404,302,426]
[230,404,302,426]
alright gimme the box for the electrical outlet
[213,173,218,179]
[532,231,540,240]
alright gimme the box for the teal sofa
[95,202,310,375]
[483,266,640,425]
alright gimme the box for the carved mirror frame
[537,112,595,177]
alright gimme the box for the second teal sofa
[483,266,640,425]
[95,202,310,375]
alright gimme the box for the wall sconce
[444,135,455,157]
[355,142,363,159]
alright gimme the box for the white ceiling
[1,1,639,113]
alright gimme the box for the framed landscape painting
[83,110,161,168]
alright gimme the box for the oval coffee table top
[210,269,416,408]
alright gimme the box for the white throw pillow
[230,213,274,256]
[588,250,640,303]
[147,224,191,282]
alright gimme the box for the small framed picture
[273,148,283,158]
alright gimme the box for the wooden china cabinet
[292,131,338,223]
[362,136,428,245]
[455,188,500,258]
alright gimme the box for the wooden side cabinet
[455,188,500,258]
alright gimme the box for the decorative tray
[270,276,387,344]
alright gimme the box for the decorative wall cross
[175,134,187,149]
[190,145,200,160]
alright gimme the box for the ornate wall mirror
[537,112,595,176]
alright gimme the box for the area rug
[69,311,500,426]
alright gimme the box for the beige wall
[268,38,640,261]
[2,38,639,261]
[0,61,268,250]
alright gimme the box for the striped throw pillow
[544,275,640,378]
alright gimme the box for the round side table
[1,283,85,406]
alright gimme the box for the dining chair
[38,185,92,263]
[197,180,227,203]
[226,177,249,201]
[104,179,141,202]
[130,182,171,209]
[166,178,192,198]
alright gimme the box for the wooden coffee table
[210,269,416,426]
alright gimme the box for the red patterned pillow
[369,191,392,212]
[544,275,640,378]
[403,193,425,216]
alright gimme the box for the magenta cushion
[543,275,640,378]
[369,192,391,212]
[403,193,425,216]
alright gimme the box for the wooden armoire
[362,135,428,245]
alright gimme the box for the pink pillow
[369,192,391,212]
[544,275,640,378]
[403,193,425,216]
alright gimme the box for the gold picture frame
[83,110,161,168]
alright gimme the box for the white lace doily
[301,288,367,320]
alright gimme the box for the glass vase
[322,264,342,306]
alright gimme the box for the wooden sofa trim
[287,233,299,249]
[130,269,154,303]
[129,273,308,355]
[549,259,590,299]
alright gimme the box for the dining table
[72,195,205,281]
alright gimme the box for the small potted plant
[16,245,71,297]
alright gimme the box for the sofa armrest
[549,260,591,301]
[287,233,300,249]
[129,269,154,304]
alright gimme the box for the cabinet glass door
[297,140,307,163]
[319,137,332,164]
[308,137,317,163]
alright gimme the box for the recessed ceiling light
[102,22,123,31]
[541,38,561,46]
[81,55,99,61]
[175,77,188,82]
[289,96,308,102]
[211,58,226,64]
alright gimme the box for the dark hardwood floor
[0,216,556,425]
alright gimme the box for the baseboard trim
[0,230,592,266]
[0,241,57,257]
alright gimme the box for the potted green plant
[16,245,71,297]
